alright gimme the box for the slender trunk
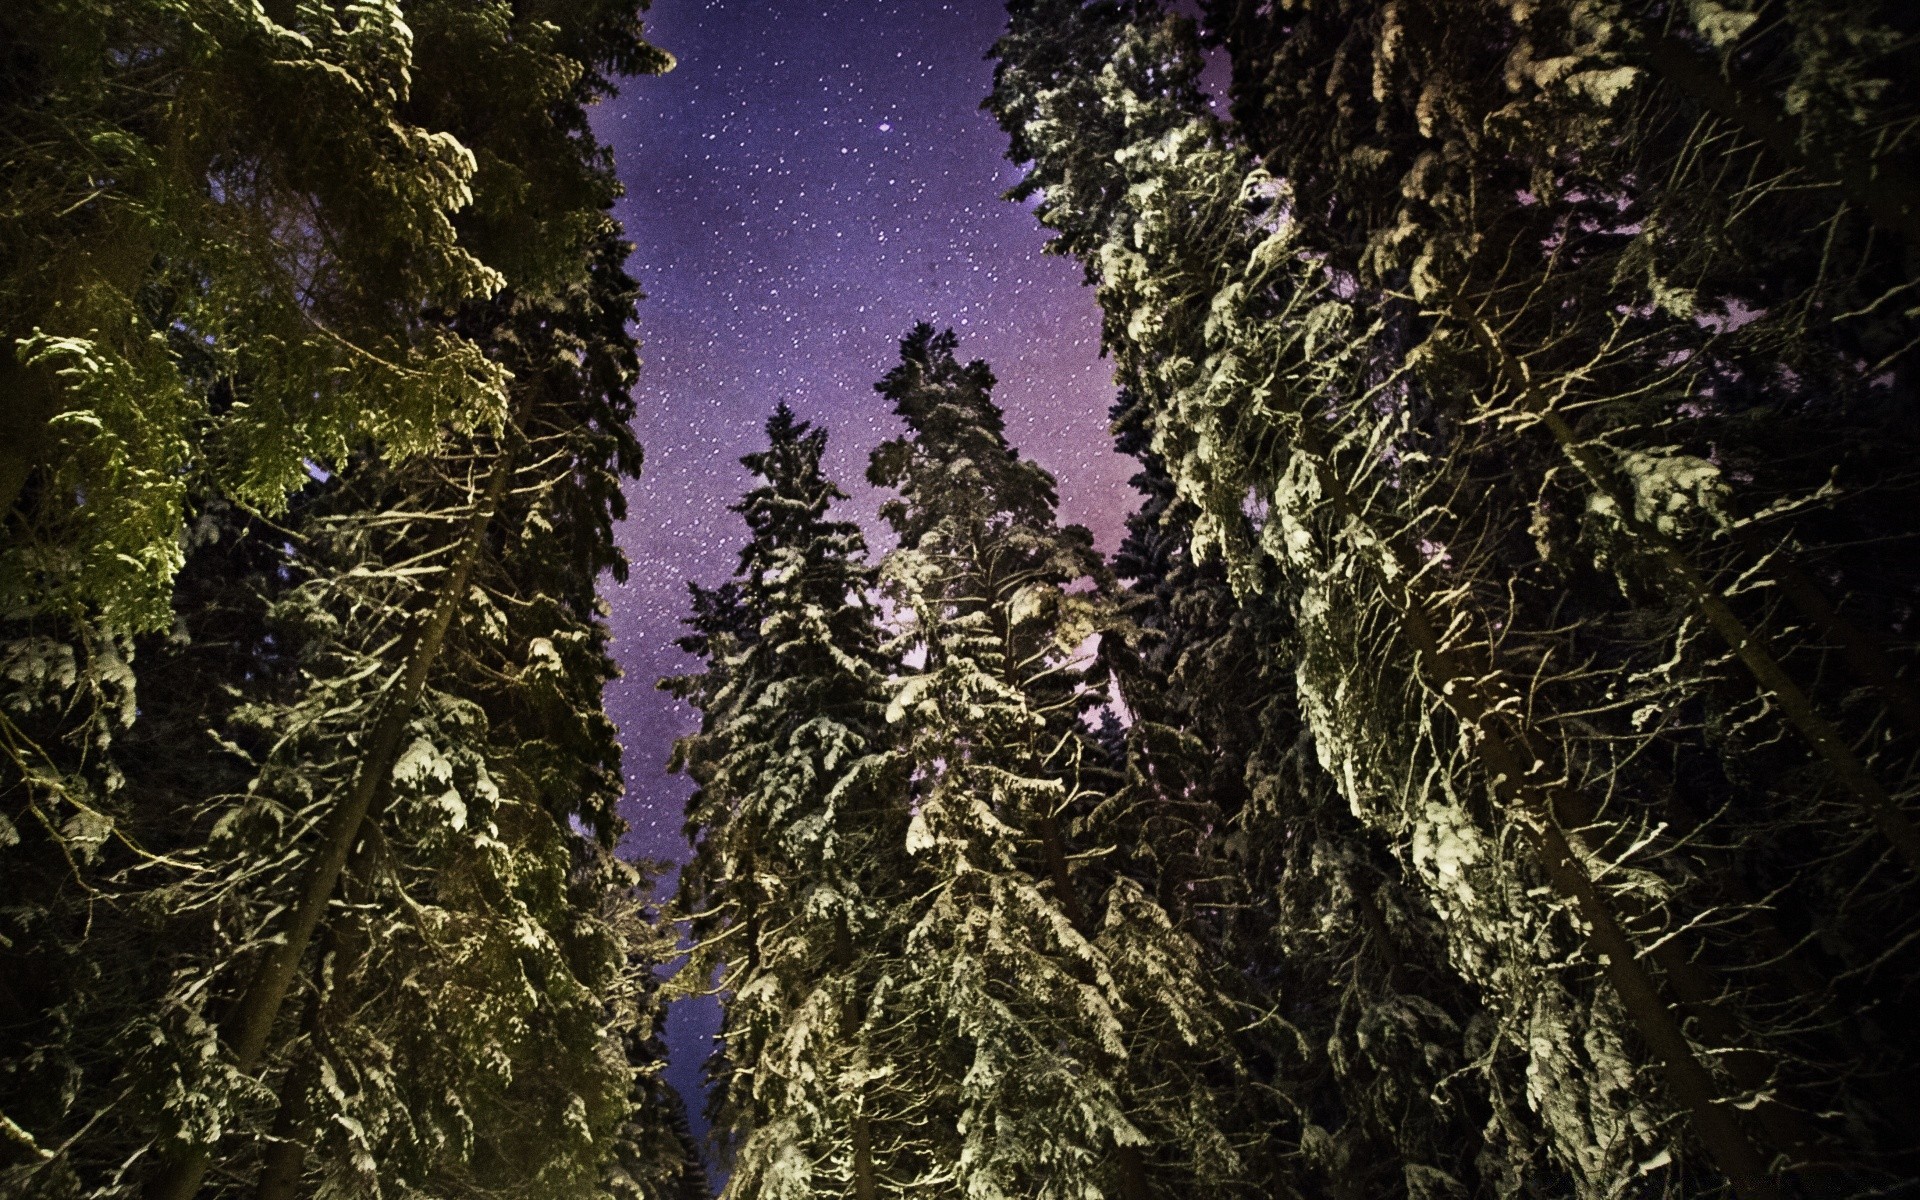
[849,1117,876,1200]
[1636,33,1920,249]
[144,440,517,1200]
[253,822,383,1200]
[253,1048,316,1200]
[1458,304,1920,873]
[1036,813,1086,931]
[1620,502,1918,869]
[741,841,761,978]
[1290,420,1783,1199]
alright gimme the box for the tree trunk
[1457,302,1920,873]
[252,1050,315,1200]
[1636,33,1920,250]
[1290,420,1784,1199]
[143,440,517,1200]
[252,819,386,1200]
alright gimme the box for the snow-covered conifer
[1100,388,1549,1197]
[1196,0,1920,1182]
[3,233,684,1200]
[868,325,1247,1199]
[989,4,1915,1194]
[669,404,915,1199]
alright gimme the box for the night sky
[588,0,1145,1159]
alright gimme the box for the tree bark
[143,440,517,1200]
[252,825,384,1200]
[252,1046,316,1200]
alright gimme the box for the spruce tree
[226,231,661,1200]
[0,0,670,629]
[668,404,912,1200]
[2,4,685,1194]
[2,226,683,1200]
[989,5,1919,1194]
[1101,389,1550,1198]
[867,325,1245,1199]
[1,0,671,980]
[1194,0,1920,1184]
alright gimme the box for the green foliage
[992,0,1920,1195]
[669,403,912,1196]
[0,0,668,632]
[0,5,689,1198]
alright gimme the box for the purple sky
[589,0,1138,1161]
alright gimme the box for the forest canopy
[4,1,1919,1199]
[2,3,705,1199]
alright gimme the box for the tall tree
[0,219,680,1200]
[1196,0,1920,1181]
[992,3,1918,1194]
[1,0,670,944]
[867,325,1246,1199]
[667,404,913,1200]
[225,230,661,1200]
[1101,388,1559,1198]
[2,36,687,1190]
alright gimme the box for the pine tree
[989,4,1920,1194]
[2,227,683,1200]
[667,404,912,1200]
[867,325,1246,1199]
[1101,388,1554,1198]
